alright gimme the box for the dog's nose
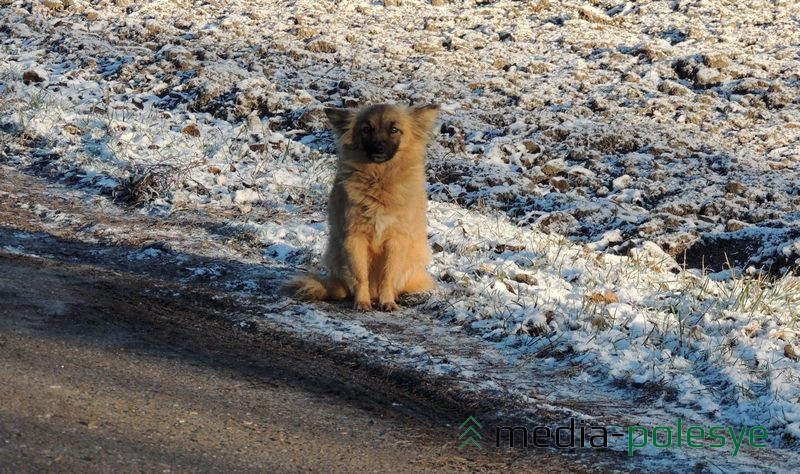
[374,143,386,153]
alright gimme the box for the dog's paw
[354,300,373,311]
[379,301,400,312]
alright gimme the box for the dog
[285,103,439,311]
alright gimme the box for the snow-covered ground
[2,0,800,469]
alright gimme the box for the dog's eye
[389,126,400,134]
[361,125,373,134]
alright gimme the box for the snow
[2,0,800,469]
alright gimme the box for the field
[2,0,799,469]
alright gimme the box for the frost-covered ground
[2,0,800,469]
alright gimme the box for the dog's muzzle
[365,141,398,163]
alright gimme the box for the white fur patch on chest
[374,210,397,240]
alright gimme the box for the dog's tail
[282,273,330,301]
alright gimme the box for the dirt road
[0,252,507,472]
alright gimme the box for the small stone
[694,67,722,87]
[22,70,46,83]
[175,58,200,71]
[537,212,577,233]
[44,0,63,10]
[513,273,537,286]
[588,97,608,111]
[687,25,707,40]
[702,53,731,69]
[640,40,672,61]
[725,219,748,232]
[573,70,589,81]
[567,148,587,160]
[295,27,318,39]
[649,145,670,156]
[163,46,192,61]
[493,58,510,70]
[658,80,691,96]
[731,78,769,95]
[549,176,570,192]
[182,124,201,137]
[526,169,548,184]
[527,61,552,74]
[725,181,747,195]
[622,72,639,83]
[307,40,336,53]
[412,42,440,53]
[63,124,81,135]
[542,158,566,176]
[612,174,632,190]
[522,140,541,154]
[578,5,611,23]
[785,344,799,361]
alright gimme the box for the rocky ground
[3,0,799,271]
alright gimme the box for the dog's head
[324,104,439,164]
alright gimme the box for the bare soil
[0,252,495,472]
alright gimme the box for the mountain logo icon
[458,416,484,450]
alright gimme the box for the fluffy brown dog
[286,103,439,311]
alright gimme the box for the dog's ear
[324,108,354,136]
[409,104,440,134]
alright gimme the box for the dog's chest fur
[342,165,416,242]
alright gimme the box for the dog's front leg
[345,233,372,311]
[378,238,403,312]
